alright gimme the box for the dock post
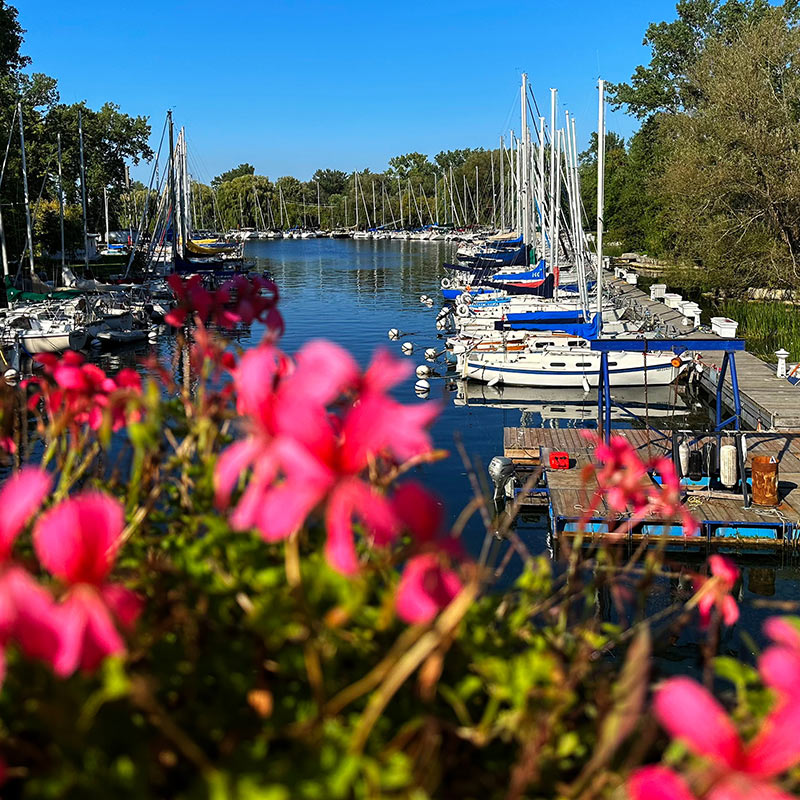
[728,352,742,431]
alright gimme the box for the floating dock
[608,277,800,430]
[504,427,800,547]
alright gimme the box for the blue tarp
[497,312,600,339]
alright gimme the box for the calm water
[9,237,798,654]
[242,238,800,654]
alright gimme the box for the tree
[312,168,347,198]
[388,152,433,181]
[0,0,28,78]
[212,163,255,187]
[608,0,797,118]
[661,9,800,289]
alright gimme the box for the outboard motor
[488,456,516,507]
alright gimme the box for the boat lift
[591,337,747,442]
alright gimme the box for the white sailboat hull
[461,349,682,388]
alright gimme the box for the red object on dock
[549,451,569,470]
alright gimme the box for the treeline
[192,149,514,233]
[0,2,152,262]
[595,0,800,293]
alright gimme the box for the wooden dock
[608,277,800,430]
[504,427,800,547]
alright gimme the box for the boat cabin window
[549,362,566,368]
[576,362,592,367]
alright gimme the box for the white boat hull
[461,350,683,388]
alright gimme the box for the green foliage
[212,163,255,187]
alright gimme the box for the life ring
[441,277,452,289]
[456,304,470,317]
[462,292,473,305]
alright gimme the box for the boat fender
[720,444,737,488]
[388,328,400,340]
[462,292,473,305]
[678,440,690,477]
[401,341,414,355]
[416,364,431,378]
[425,347,438,361]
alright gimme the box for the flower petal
[627,767,696,800]
[0,468,52,562]
[654,678,742,768]
[34,492,124,586]
[395,553,462,624]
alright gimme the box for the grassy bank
[716,300,800,363]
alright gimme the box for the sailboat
[449,77,687,390]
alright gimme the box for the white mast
[317,179,321,229]
[18,103,35,278]
[475,165,479,226]
[520,73,529,252]
[103,186,109,248]
[596,79,606,327]
[57,133,65,271]
[490,149,496,228]
[355,172,359,229]
[79,108,90,271]
[499,135,505,231]
[397,175,403,228]
[549,88,557,273]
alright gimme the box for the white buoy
[436,320,446,330]
[3,367,18,385]
[581,375,591,394]
[424,298,434,306]
[416,364,432,378]
[720,444,737,488]
[415,378,430,395]
[425,347,438,361]
[388,328,400,340]
[419,294,429,303]
[401,341,414,355]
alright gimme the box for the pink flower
[759,617,800,704]
[391,482,442,544]
[25,352,142,434]
[696,555,740,628]
[582,434,698,537]
[0,468,61,683]
[396,553,462,624]
[33,492,142,674]
[628,676,800,800]
[216,343,438,575]
[628,766,695,800]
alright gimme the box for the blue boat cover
[496,312,600,339]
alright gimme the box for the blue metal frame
[588,338,746,440]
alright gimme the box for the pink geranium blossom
[759,617,800,704]
[25,351,142,433]
[695,555,740,628]
[215,342,438,574]
[33,492,142,674]
[165,273,282,332]
[582,433,698,537]
[0,468,61,684]
[396,553,462,624]
[628,676,800,800]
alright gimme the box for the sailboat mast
[520,74,529,251]
[499,136,505,230]
[18,104,35,279]
[168,111,177,263]
[317,180,321,228]
[596,79,606,328]
[103,186,109,249]
[397,175,403,228]
[549,89,558,274]
[490,150,496,228]
[355,172,359,229]
[79,108,90,271]
[475,165,479,226]
[57,133,65,271]
[434,174,439,226]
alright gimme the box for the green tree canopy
[212,163,255,187]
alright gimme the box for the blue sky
[20,0,677,182]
